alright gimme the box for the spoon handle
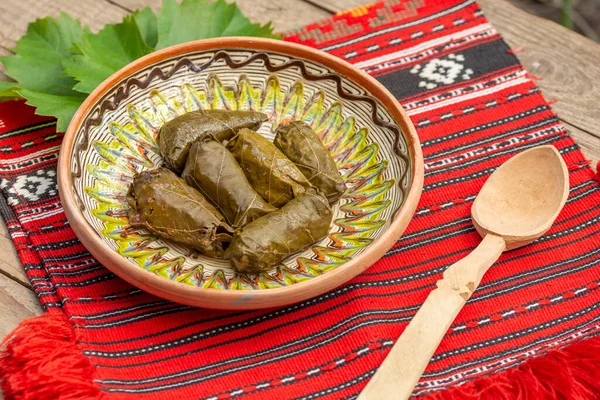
[358,234,506,400]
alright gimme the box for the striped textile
[1,0,599,398]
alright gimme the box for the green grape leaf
[0,13,88,131]
[63,15,154,94]
[134,6,159,49]
[156,0,280,49]
[0,81,21,100]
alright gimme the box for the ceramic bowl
[58,37,423,310]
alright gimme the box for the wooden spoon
[358,145,569,400]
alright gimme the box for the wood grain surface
[0,221,30,288]
[479,0,600,141]
[107,0,331,35]
[0,273,43,339]
[0,0,598,340]
[0,0,127,50]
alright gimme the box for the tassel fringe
[424,334,600,399]
[2,311,600,399]
[0,310,104,400]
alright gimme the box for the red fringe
[2,311,600,399]
[526,72,544,81]
[507,45,525,55]
[423,334,600,399]
[594,161,600,184]
[0,310,104,400]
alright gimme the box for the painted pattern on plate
[86,74,394,290]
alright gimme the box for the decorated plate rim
[58,37,424,310]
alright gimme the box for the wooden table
[1,0,599,340]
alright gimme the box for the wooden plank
[302,0,366,13]
[478,0,600,150]
[104,0,163,10]
[0,0,128,49]
[111,0,331,33]
[0,272,43,341]
[0,221,30,288]
[562,121,600,166]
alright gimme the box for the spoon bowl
[472,145,569,250]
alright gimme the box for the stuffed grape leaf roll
[227,128,311,207]
[158,109,268,172]
[274,121,346,204]
[226,191,333,273]
[182,138,277,228]
[127,168,233,258]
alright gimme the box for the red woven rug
[2,0,600,399]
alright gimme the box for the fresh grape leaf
[156,0,280,49]
[134,7,159,49]
[63,15,154,94]
[0,13,88,131]
[18,89,88,128]
[0,81,20,100]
